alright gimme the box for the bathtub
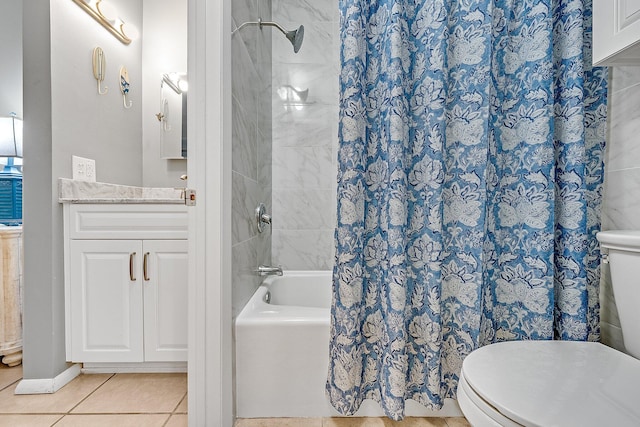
[235,271,462,418]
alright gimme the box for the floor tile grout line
[64,372,116,415]
[161,412,173,427]
[46,411,178,415]
[49,414,65,427]
[0,377,22,393]
[0,412,67,415]
[171,391,188,414]
[51,412,174,427]
[0,412,179,415]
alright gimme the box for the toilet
[457,230,640,426]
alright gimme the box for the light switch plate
[72,156,96,182]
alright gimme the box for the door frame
[187,0,233,425]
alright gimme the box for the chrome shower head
[284,25,304,53]
[233,18,305,53]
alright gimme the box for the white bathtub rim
[237,270,333,324]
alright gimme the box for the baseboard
[81,361,187,374]
[14,364,81,395]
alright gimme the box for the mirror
[159,72,187,159]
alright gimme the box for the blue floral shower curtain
[327,0,608,420]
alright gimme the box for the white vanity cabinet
[63,204,188,365]
[593,0,640,65]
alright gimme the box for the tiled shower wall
[271,0,339,270]
[601,66,640,353]
[231,0,272,317]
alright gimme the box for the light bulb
[121,22,140,40]
[96,0,118,24]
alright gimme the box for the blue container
[0,171,22,225]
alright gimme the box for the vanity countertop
[58,178,185,204]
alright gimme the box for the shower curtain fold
[327,0,608,420]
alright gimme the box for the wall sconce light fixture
[162,73,188,95]
[72,0,132,45]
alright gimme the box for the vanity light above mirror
[71,0,135,45]
[162,73,188,94]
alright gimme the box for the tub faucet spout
[257,265,283,276]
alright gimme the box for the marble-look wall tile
[233,96,258,180]
[272,146,334,190]
[233,22,259,69]
[231,0,254,29]
[258,0,273,27]
[258,81,273,140]
[272,0,336,24]
[272,229,335,270]
[232,238,261,318]
[232,171,261,245]
[599,262,621,327]
[272,63,338,106]
[604,81,640,172]
[272,104,337,148]
[601,322,626,354]
[258,128,273,205]
[232,30,260,129]
[608,66,640,95]
[602,168,640,230]
[272,189,336,230]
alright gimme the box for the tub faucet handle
[255,203,272,233]
[257,265,283,276]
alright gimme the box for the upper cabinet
[593,0,640,66]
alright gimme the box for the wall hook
[158,98,171,131]
[119,66,133,109]
[92,47,108,95]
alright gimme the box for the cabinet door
[142,240,188,361]
[69,240,144,362]
[594,0,640,65]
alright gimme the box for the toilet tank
[597,230,640,359]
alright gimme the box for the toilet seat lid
[461,341,640,427]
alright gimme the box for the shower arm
[233,18,288,36]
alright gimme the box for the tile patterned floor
[0,364,187,427]
[0,364,470,427]
[236,417,471,426]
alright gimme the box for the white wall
[601,66,640,353]
[51,0,143,186]
[142,0,188,188]
[0,1,22,118]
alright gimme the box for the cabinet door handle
[143,252,150,281]
[130,252,136,281]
